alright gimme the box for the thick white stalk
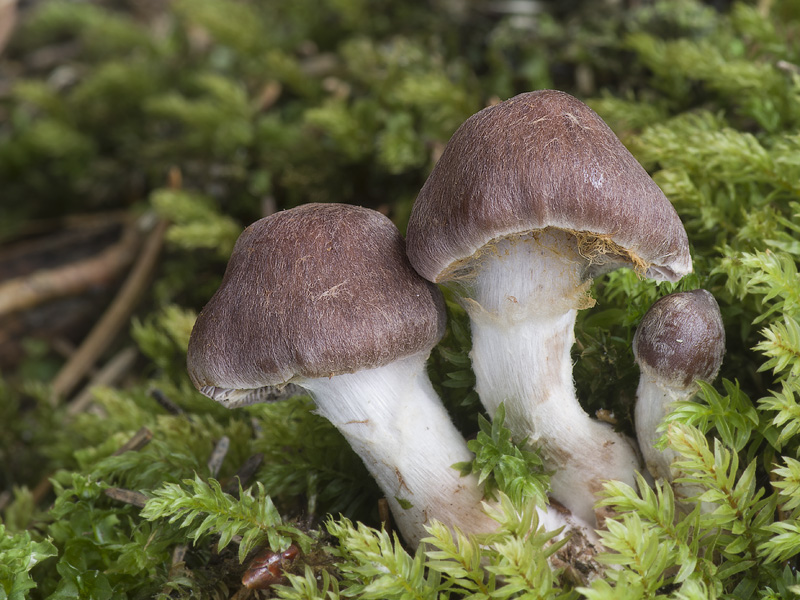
[471,316,639,524]
[463,231,641,526]
[301,353,499,547]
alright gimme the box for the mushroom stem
[634,378,686,484]
[457,230,641,526]
[634,378,708,507]
[301,353,499,547]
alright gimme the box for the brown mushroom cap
[187,203,446,401]
[406,89,691,283]
[633,289,725,388]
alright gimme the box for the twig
[776,59,800,76]
[66,346,139,416]
[223,453,264,496]
[50,217,169,402]
[253,81,282,113]
[260,195,276,218]
[0,0,17,57]
[171,544,187,565]
[50,338,78,361]
[164,521,190,592]
[31,474,55,506]
[150,388,185,416]
[207,436,231,478]
[113,426,154,455]
[0,220,142,316]
[306,472,318,523]
[0,211,128,249]
[104,487,149,508]
[159,544,192,600]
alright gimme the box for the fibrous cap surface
[406,89,691,283]
[187,203,446,396]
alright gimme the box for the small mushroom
[187,203,502,548]
[633,289,725,492]
[405,90,692,526]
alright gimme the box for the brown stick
[150,388,185,416]
[207,436,231,478]
[50,218,169,402]
[31,474,55,506]
[0,221,142,316]
[66,346,139,417]
[223,453,264,496]
[113,426,154,456]
[104,487,149,508]
[0,0,17,58]
[170,544,187,567]
[0,211,129,250]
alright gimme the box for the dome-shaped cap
[406,90,691,283]
[187,203,446,405]
[633,289,725,388]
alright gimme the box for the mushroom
[633,289,725,493]
[405,89,692,526]
[186,203,504,547]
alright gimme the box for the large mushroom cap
[406,89,691,283]
[187,203,446,405]
[633,289,725,388]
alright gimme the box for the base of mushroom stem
[549,527,607,585]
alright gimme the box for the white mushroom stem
[300,352,595,548]
[634,375,704,503]
[460,229,641,526]
[634,376,685,482]
[300,353,497,547]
